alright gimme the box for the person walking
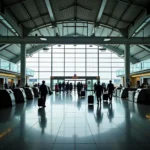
[77,82,81,97]
[66,82,69,94]
[55,83,59,94]
[95,81,103,105]
[69,83,73,93]
[58,82,62,92]
[39,81,48,107]
[107,80,114,101]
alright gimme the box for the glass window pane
[87,72,98,76]
[39,53,51,57]
[39,72,51,78]
[53,72,64,76]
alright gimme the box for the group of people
[94,80,114,104]
[55,82,73,94]
[4,82,19,89]
[54,82,87,95]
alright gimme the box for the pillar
[20,44,26,87]
[125,44,130,87]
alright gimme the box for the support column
[20,44,26,87]
[125,44,130,87]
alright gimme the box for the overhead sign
[29,79,37,82]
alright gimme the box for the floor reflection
[1,92,150,149]
[38,108,47,134]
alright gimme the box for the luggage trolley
[103,92,109,102]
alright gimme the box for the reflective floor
[1,92,150,150]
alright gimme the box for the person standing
[107,80,114,101]
[39,81,48,107]
[95,81,103,104]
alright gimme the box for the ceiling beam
[138,45,150,52]
[0,1,31,37]
[44,0,55,22]
[91,0,107,36]
[11,44,49,63]
[103,45,139,64]
[0,36,150,44]
[0,1,22,36]
[0,44,11,51]
[128,9,150,38]
[96,0,107,23]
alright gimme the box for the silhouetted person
[55,83,59,94]
[107,80,114,101]
[12,83,15,89]
[59,82,62,92]
[74,83,76,91]
[4,82,8,89]
[69,83,73,93]
[84,83,87,91]
[38,108,47,134]
[107,102,114,122]
[77,82,81,97]
[119,84,123,88]
[95,81,103,104]
[94,83,97,93]
[25,83,29,87]
[39,81,48,107]
[66,82,69,94]
[62,82,65,92]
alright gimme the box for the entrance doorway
[51,76,99,91]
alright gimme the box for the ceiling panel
[0,50,15,59]
[134,51,150,59]
[23,0,39,18]
[10,4,30,21]
[122,5,143,22]
[104,1,117,15]
[117,21,129,28]
[6,45,20,55]
[130,45,143,55]
[112,1,129,19]
[34,0,48,14]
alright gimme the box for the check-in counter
[32,87,39,97]
[117,88,122,97]
[114,88,121,97]
[13,88,27,103]
[113,88,117,97]
[120,88,137,98]
[128,91,136,102]
[0,89,16,108]
[134,89,150,104]
[24,87,34,100]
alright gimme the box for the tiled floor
[1,91,150,150]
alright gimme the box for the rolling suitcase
[88,95,94,104]
[81,90,85,97]
[38,97,43,106]
[103,93,109,101]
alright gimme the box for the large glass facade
[26,45,124,86]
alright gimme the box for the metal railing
[116,59,150,76]
[0,58,34,76]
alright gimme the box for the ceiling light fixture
[40,38,47,41]
[104,38,111,41]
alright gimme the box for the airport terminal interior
[0,0,150,149]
